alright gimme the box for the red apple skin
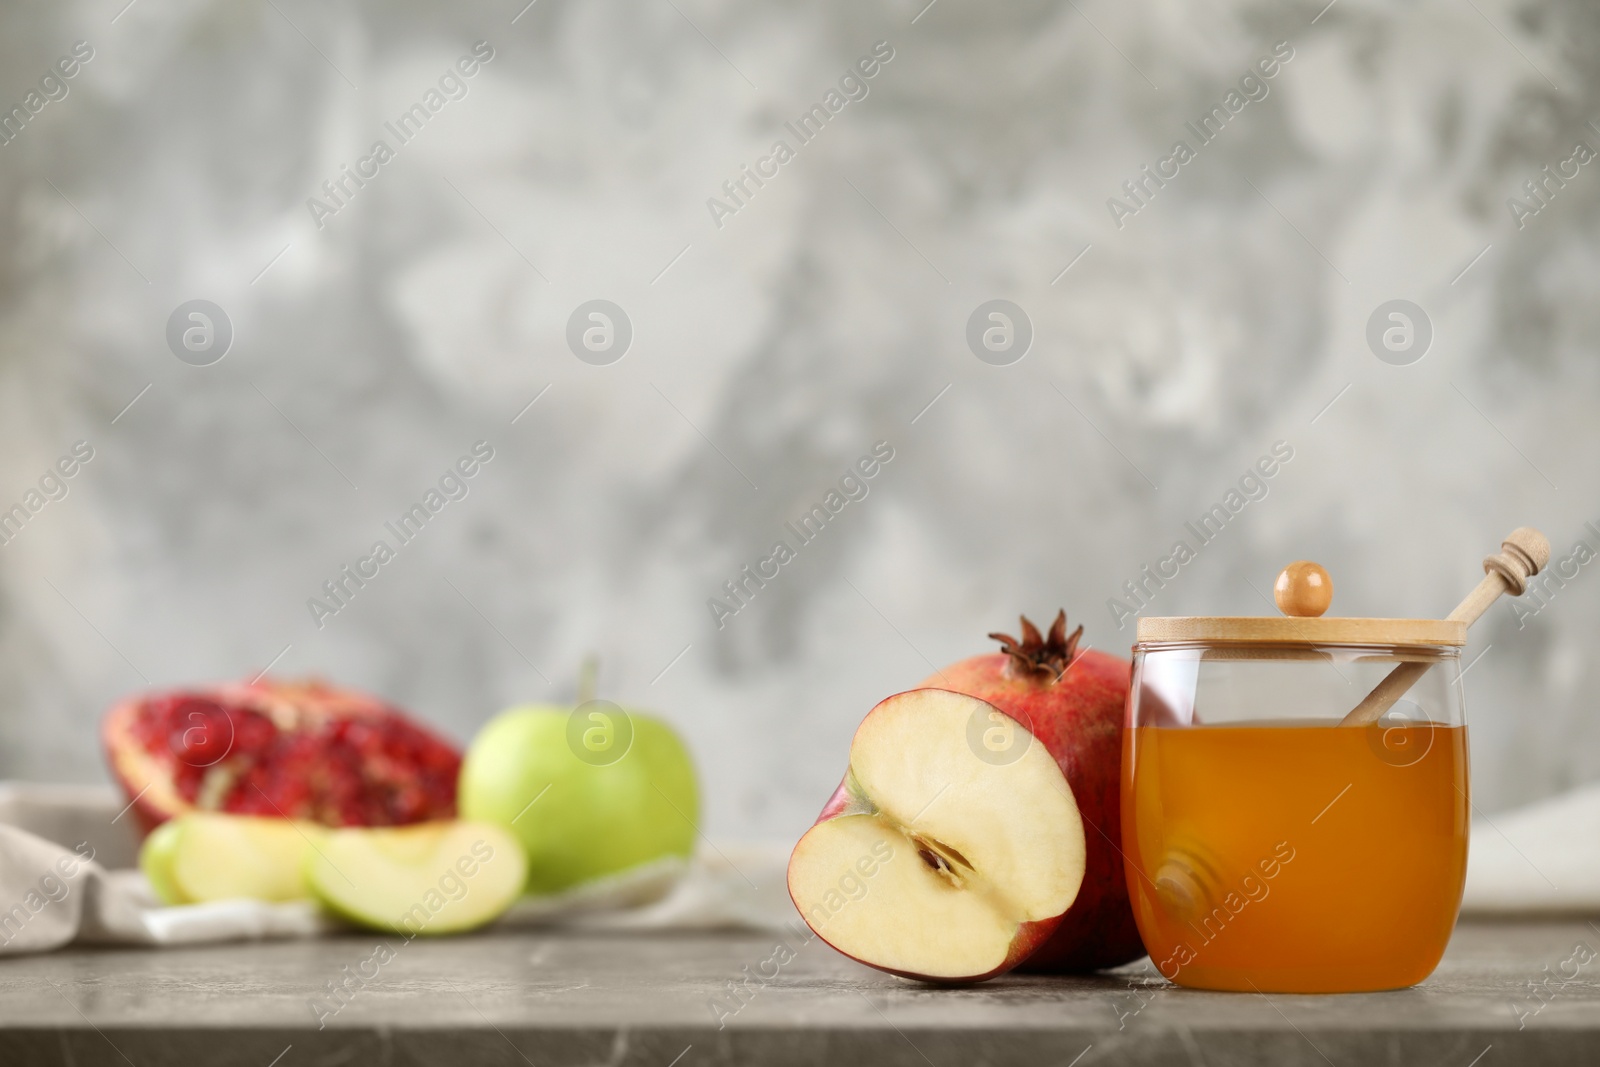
[814,779,857,822]
[921,643,1145,971]
[793,768,1067,984]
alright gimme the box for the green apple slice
[306,821,527,936]
[139,818,187,905]
[169,813,321,903]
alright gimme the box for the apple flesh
[787,688,1087,982]
[139,813,321,904]
[922,611,1144,971]
[306,821,526,935]
[459,705,698,895]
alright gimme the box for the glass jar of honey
[1123,563,1469,993]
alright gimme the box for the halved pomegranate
[103,678,462,836]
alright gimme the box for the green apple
[139,819,187,905]
[459,703,699,895]
[306,821,526,935]
[167,813,321,903]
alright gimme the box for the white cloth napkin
[1460,782,1600,915]
[0,782,794,956]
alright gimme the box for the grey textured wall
[0,0,1595,842]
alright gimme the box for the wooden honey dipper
[1318,527,1551,726]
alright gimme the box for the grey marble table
[0,920,1596,1066]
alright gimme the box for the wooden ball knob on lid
[1274,561,1332,617]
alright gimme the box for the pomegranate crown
[988,610,1084,681]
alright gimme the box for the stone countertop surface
[0,920,1597,1066]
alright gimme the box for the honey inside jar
[1122,720,1469,992]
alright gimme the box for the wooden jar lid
[1134,615,1466,647]
[1136,558,1466,647]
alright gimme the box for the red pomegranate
[103,677,462,835]
[920,611,1144,971]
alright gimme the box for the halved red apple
[787,688,1087,982]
